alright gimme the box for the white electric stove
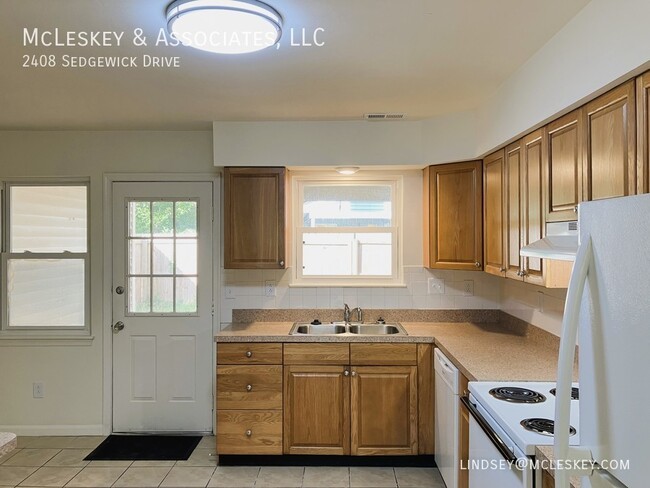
[464,381,580,488]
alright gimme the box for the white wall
[0,131,214,435]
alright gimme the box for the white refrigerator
[553,193,650,488]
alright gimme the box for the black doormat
[84,435,202,461]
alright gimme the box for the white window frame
[292,174,403,286]
[0,179,91,336]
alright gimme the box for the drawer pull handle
[245,351,253,358]
[246,384,253,392]
[245,429,252,437]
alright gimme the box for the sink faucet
[354,307,363,323]
[343,303,351,323]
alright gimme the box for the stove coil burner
[520,418,577,437]
[549,387,579,400]
[489,387,547,404]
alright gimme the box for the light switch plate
[428,278,444,294]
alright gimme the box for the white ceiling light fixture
[166,0,283,55]
[335,167,360,175]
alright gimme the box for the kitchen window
[293,176,402,285]
[0,181,90,334]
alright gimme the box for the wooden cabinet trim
[637,72,650,194]
[417,344,434,455]
[283,343,350,365]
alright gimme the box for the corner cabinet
[223,167,290,269]
[424,161,483,271]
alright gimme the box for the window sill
[0,334,95,346]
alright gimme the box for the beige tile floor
[0,437,445,488]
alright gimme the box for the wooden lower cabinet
[283,365,350,455]
[541,469,555,488]
[351,366,418,455]
[217,410,283,454]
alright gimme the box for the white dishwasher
[434,348,460,488]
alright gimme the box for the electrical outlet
[428,278,444,294]
[463,280,474,296]
[265,281,276,297]
[33,382,44,398]
[225,287,235,299]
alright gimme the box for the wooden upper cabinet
[583,81,636,201]
[424,161,483,270]
[284,365,350,455]
[521,129,547,285]
[350,366,418,455]
[504,141,523,281]
[224,167,289,269]
[638,71,650,194]
[545,109,583,222]
[483,150,505,277]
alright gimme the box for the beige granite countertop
[0,433,17,457]
[215,320,578,382]
[536,446,581,488]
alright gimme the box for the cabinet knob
[574,205,578,213]
[351,371,357,377]
[499,267,506,273]
[344,370,350,376]
[245,429,252,437]
[279,260,285,267]
[245,351,253,358]
[475,262,481,268]
[246,384,253,392]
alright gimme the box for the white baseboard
[0,424,105,436]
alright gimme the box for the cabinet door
[522,129,547,286]
[546,110,583,222]
[224,167,288,269]
[483,150,506,277]
[541,469,555,488]
[638,71,650,194]
[283,365,350,455]
[504,141,524,281]
[424,162,483,270]
[351,366,418,455]
[583,81,636,201]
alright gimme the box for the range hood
[520,222,578,262]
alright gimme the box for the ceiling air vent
[364,113,407,121]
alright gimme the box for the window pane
[129,239,151,275]
[302,232,392,276]
[176,202,197,236]
[303,185,392,228]
[176,277,197,313]
[153,201,174,237]
[152,277,174,313]
[152,239,174,275]
[129,277,151,313]
[176,239,197,275]
[10,186,87,252]
[7,259,85,326]
[129,201,151,237]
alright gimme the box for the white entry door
[112,182,214,432]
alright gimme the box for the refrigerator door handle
[554,236,594,487]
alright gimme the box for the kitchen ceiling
[0,0,590,130]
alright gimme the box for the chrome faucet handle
[343,303,351,323]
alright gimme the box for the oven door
[462,396,533,488]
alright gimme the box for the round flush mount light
[166,0,283,54]
[335,167,360,175]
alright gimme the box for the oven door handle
[461,395,517,463]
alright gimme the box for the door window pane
[7,259,85,326]
[129,277,151,313]
[176,239,197,275]
[303,185,392,228]
[152,201,174,237]
[10,186,87,252]
[152,277,174,313]
[152,239,174,275]
[129,202,151,237]
[129,239,151,275]
[176,201,197,236]
[176,277,197,313]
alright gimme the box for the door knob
[112,321,125,332]
[115,286,125,295]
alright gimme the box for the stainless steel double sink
[289,321,407,336]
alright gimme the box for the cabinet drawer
[350,343,417,365]
[284,343,350,365]
[217,343,282,365]
[217,410,283,455]
[217,365,283,410]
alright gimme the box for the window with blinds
[1,183,89,332]
[294,177,401,285]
